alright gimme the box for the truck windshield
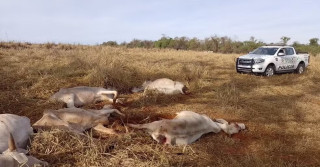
[250,47,278,55]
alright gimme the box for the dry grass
[1,42,320,166]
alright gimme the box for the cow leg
[98,90,118,104]
[33,113,70,131]
[93,123,117,135]
[100,109,125,117]
[64,93,75,108]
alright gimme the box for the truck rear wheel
[295,63,305,74]
[263,65,275,77]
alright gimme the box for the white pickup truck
[236,46,310,76]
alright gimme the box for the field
[1,42,320,167]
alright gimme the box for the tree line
[102,36,320,56]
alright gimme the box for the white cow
[0,134,48,167]
[50,86,118,108]
[33,105,124,135]
[214,119,246,136]
[128,111,245,145]
[132,78,189,95]
[0,114,33,153]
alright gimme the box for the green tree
[174,37,188,50]
[204,36,219,52]
[141,40,154,48]
[219,36,232,53]
[127,39,144,48]
[309,38,319,46]
[167,39,177,48]
[187,37,201,50]
[154,36,172,49]
[249,36,257,43]
[280,36,291,45]
[102,41,118,46]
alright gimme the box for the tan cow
[0,134,48,167]
[132,78,189,95]
[50,86,119,108]
[33,105,124,135]
[128,111,245,145]
[0,114,33,153]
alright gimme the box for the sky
[0,0,319,45]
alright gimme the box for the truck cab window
[285,48,294,55]
[278,49,285,56]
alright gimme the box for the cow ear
[17,148,29,154]
[8,133,17,151]
[10,152,28,164]
[234,123,240,128]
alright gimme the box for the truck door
[276,48,295,71]
[285,48,298,69]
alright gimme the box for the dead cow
[0,114,33,153]
[50,86,119,108]
[132,78,189,95]
[0,134,48,167]
[214,118,246,136]
[33,105,124,135]
[128,111,245,145]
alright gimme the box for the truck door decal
[281,57,295,64]
[278,65,294,70]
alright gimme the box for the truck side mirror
[278,52,285,56]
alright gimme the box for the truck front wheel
[263,65,275,77]
[295,63,305,74]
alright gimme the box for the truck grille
[236,58,253,73]
[238,59,253,65]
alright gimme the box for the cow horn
[8,133,17,151]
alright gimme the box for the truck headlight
[254,58,265,64]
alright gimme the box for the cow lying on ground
[132,78,189,95]
[33,105,124,135]
[128,111,245,145]
[214,118,246,136]
[0,114,33,153]
[0,134,48,167]
[50,86,119,108]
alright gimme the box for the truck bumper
[237,65,266,73]
[236,58,266,73]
